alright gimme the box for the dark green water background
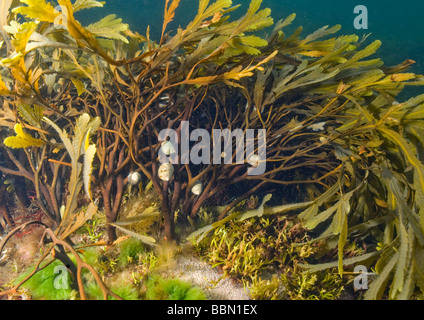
[77,0,424,97]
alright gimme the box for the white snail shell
[158,163,174,181]
[191,182,203,196]
[128,172,141,185]
[248,155,260,168]
[160,141,177,156]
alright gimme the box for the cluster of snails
[157,162,203,196]
[127,141,204,196]
[127,142,261,196]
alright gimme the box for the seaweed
[13,260,76,300]
[13,252,140,300]
[0,0,423,300]
[145,275,206,300]
[117,237,145,267]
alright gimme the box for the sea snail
[158,163,174,181]
[248,155,260,168]
[127,171,141,185]
[160,141,177,156]
[191,182,203,196]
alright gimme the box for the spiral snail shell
[160,141,177,156]
[191,182,203,196]
[127,171,141,185]
[248,155,260,168]
[158,163,174,181]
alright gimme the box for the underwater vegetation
[195,214,345,300]
[0,0,423,300]
[7,237,204,300]
[145,276,206,300]
[12,257,140,300]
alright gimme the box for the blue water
[78,0,424,94]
